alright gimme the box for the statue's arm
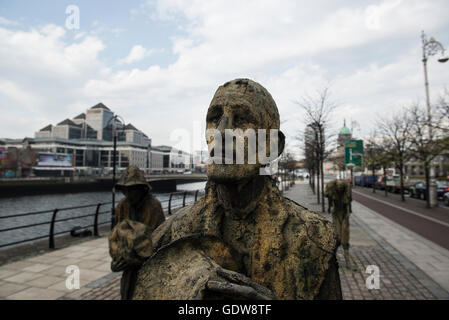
[315,254,343,300]
[115,201,124,224]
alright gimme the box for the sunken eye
[207,107,222,123]
[233,114,246,125]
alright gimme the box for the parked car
[444,192,449,206]
[439,182,449,199]
[409,181,426,199]
[409,181,449,200]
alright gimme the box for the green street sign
[345,139,363,167]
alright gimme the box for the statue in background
[324,179,355,271]
[109,165,165,299]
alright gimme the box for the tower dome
[338,119,352,146]
[339,119,351,135]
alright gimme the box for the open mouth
[210,145,236,164]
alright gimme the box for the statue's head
[206,78,285,182]
[116,165,150,205]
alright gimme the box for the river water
[0,181,206,249]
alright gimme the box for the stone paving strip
[0,237,113,300]
[284,181,449,300]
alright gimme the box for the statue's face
[122,185,147,205]
[205,80,282,182]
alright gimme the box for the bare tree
[364,131,383,193]
[377,139,394,197]
[407,104,448,208]
[296,86,338,212]
[377,109,412,201]
[302,124,318,194]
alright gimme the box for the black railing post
[49,209,59,249]
[94,203,101,236]
[183,191,187,207]
[168,193,173,215]
[194,190,199,202]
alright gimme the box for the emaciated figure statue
[133,79,342,300]
[324,179,355,271]
[109,165,165,299]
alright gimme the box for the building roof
[339,126,351,135]
[124,123,139,131]
[39,124,52,132]
[339,120,351,135]
[57,119,78,126]
[73,113,86,120]
[90,102,111,111]
[152,145,172,152]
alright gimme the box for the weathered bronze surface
[133,79,342,300]
[108,165,165,299]
[324,179,354,270]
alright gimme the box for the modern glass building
[1,103,152,177]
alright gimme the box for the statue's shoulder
[281,197,337,255]
[151,196,207,250]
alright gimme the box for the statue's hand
[206,267,277,300]
[111,258,130,272]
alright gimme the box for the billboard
[37,153,73,167]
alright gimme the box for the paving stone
[2,260,35,271]
[40,265,68,277]
[27,255,63,264]
[21,263,53,273]
[4,271,42,284]
[27,275,65,288]
[7,287,66,300]
[0,281,28,297]
[0,269,21,280]
[63,251,90,259]
[75,260,105,269]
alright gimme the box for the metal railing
[0,189,204,250]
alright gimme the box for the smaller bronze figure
[108,165,165,299]
[324,179,355,271]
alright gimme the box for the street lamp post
[108,115,125,229]
[421,31,448,208]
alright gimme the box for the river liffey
[0,181,206,249]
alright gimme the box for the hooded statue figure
[324,179,355,271]
[108,165,165,299]
[133,79,342,300]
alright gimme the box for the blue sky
[1,0,448,156]
[0,0,181,67]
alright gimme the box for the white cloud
[0,16,19,26]
[1,0,448,157]
[119,45,153,65]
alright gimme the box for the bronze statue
[133,79,342,300]
[108,165,165,299]
[324,179,355,271]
